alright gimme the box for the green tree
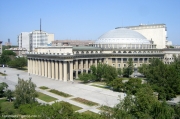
[103,65,117,84]
[123,58,134,77]
[8,57,27,68]
[138,58,180,100]
[110,94,136,119]
[14,78,38,108]
[90,63,117,84]
[1,50,16,56]
[20,102,74,119]
[90,65,97,78]
[138,63,149,76]
[151,101,175,119]
[78,73,93,83]
[117,68,122,77]
[5,89,14,102]
[90,63,108,81]
[109,78,124,92]
[107,84,176,119]
[124,78,142,95]
[0,50,16,65]
[0,82,8,97]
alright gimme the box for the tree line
[78,58,134,84]
[0,50,27,68]
[138,57,180,100]
[78,57,180,118]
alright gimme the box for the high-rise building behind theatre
[18,30,54,51]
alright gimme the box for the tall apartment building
[18,32,30,51]
[18,30,54,51]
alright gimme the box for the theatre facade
[27,26,180,81]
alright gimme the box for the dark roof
[73,46,102,51]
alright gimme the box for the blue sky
[0,0,180,45]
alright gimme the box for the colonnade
[28,59,73,82]
[73,59,104,79]
[93,44,156,49]
[27,57,158,81]
[109,57,150,68]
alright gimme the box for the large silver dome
[95,28,150,44]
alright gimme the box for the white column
[75,60,78,79]
[29,59,31,74]
[63,61,67,82]
[115,58,118,69]
[70,61,73,81]
[95,59,97,67]
[35,59,38,75]
[90,59,93,67]
[85,59,88,73]
[28,59,30,74]
[33,59,35,74]
[80,60,83,73]
[30,59,32,74]
[59,61,63,81]
[45,60,47,77]
[55,61,58,80]
[121,58,123,69]
[48,60,51,78]
[39,60,41,76]
[42,60,44,76]
[51,60,54,79]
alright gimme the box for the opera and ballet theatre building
[27,24,180,81]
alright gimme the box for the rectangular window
[112,58,115,63]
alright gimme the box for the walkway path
[0,67,125,113]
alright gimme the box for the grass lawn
[71,97,99,106]
[71,104,82,111]
[0,72,7,76]
[49,89,72,97]
[60,101,82,111]
[0,98,19,114]
[39,86,49,90]
[37,92,57,102]
[98,105,113,111]
[0,98,6,104]
[17,67,27,71]
[83,110,99,115]
[91,84,109,89]
[91,81,106,86]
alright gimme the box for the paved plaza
[0,67,125,113]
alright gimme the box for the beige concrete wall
[36,46,73,54]
[48,34,54,44]
[129,25,167,49]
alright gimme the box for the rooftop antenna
[40,18,41,32]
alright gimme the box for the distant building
[18,30,54,52]
[6,47,27,57]
[18,32,30,51]
[5,39,11,46]
[52,40,94,46]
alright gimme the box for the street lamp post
[17,74,19,79]
[29,77,32,81]
[4,70,6,79]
